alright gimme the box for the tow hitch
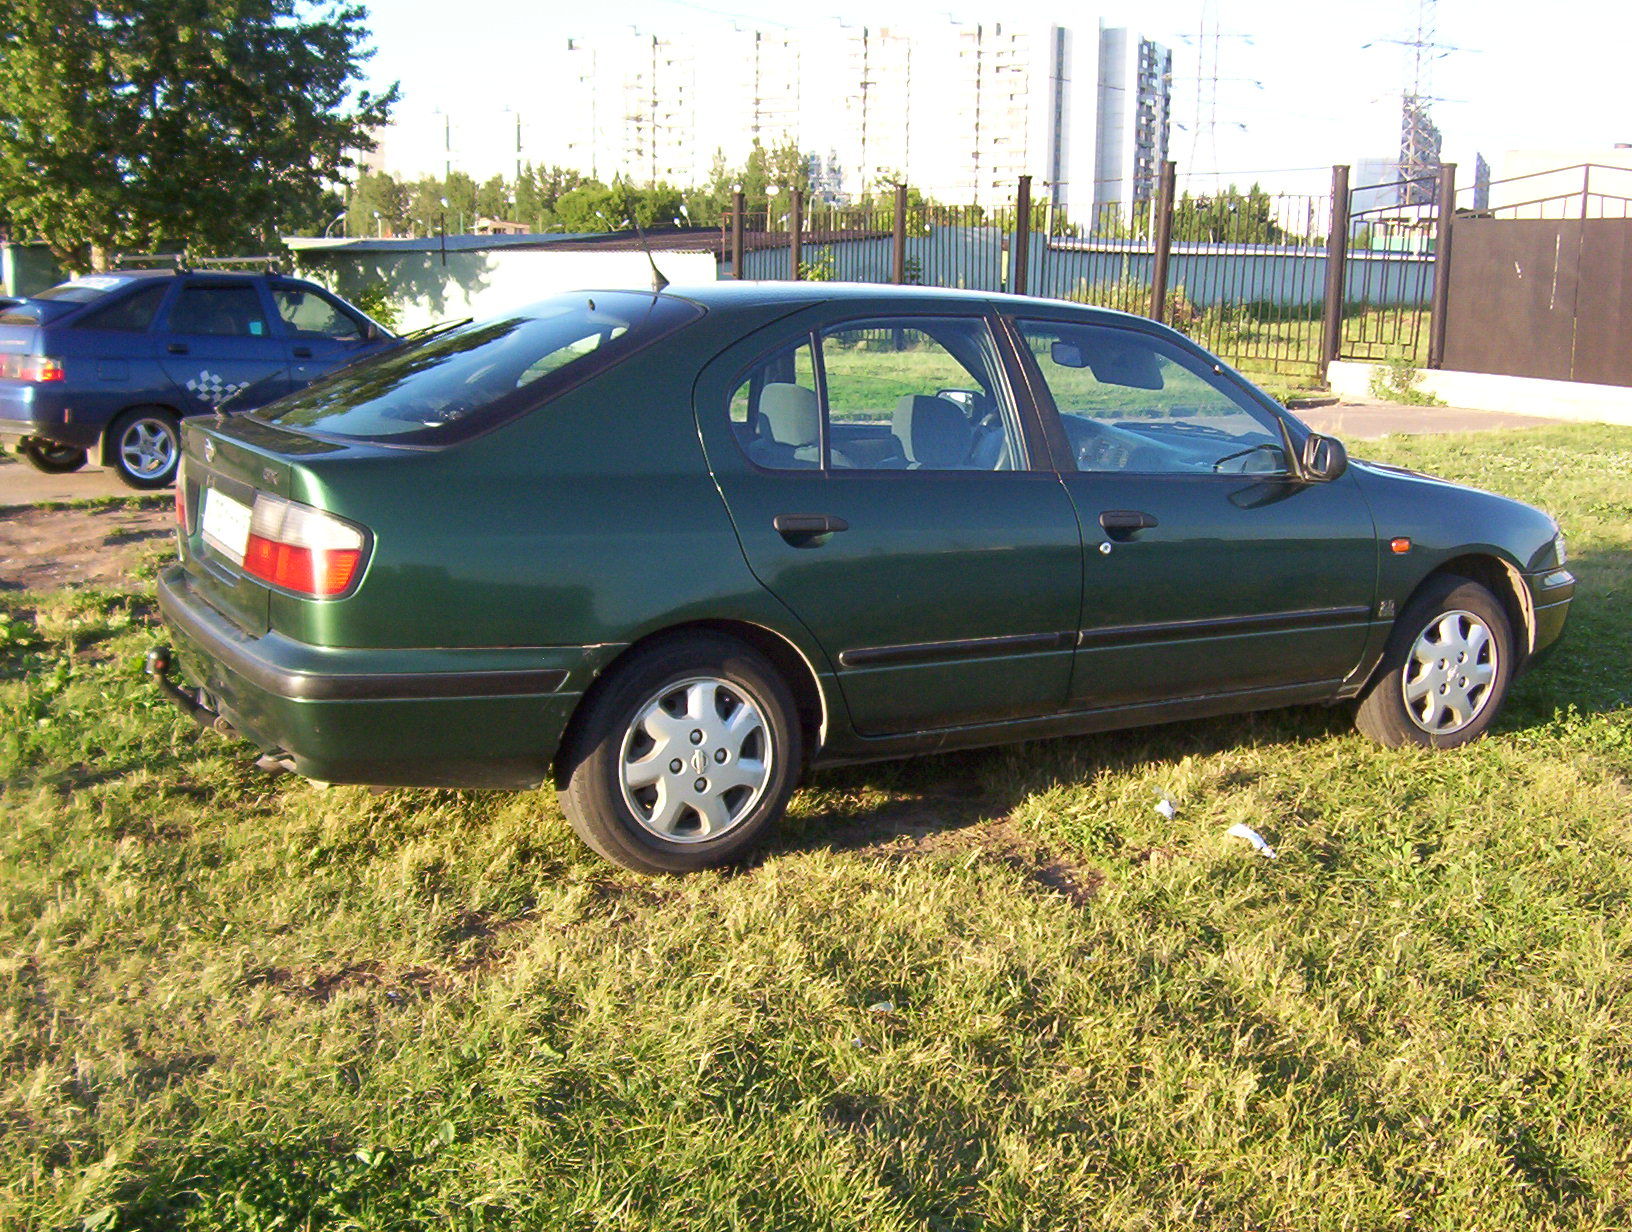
[143,645,229,731]
[144,645,293,776]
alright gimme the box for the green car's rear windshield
[254,291,702,446]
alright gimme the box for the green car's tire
[20,438,89,474]
[1355,575,1514,749]
[559,633,802,874]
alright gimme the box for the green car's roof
[597,280,1150,323]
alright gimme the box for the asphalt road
[1293,401,1562,440]
[0,400,1565,509]
[0,454,135,506]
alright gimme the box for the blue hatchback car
[0,267,393,488]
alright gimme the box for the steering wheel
[1062,415,1133,471]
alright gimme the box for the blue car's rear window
[32,275,137,303]
[254,292,703,446]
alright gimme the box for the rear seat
[747,384,853,468]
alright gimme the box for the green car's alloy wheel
[19,438,89,474]
[1356,575,1514,749]
[110,407,181,490]
[560,633,802,874]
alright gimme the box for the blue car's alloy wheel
[110,408,181,489]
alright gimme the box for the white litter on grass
[1226,822,1278,859]
[867,1000,895,1014]
[1154,797,1178,820]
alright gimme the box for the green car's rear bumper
[155,564,610,788]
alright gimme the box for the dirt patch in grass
[242,910,543,1006]
[244,961,452,1003]
[922,818,1104,907]
[0,504,174,592]
[852,808,1104,907]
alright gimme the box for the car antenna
[598,206,673,294]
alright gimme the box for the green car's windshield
[254,291,702,445]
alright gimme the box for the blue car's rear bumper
[0,381,99,449]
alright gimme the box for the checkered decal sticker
[185,369,250,406]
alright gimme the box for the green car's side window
[729,337,822,470]
[1017,320,1291,476]
[818,320,1021,471]
[729,316,1026,473]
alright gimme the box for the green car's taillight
[242,494,367,597]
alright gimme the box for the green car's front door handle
[772,513,850,544]
[1098,510,1158,538]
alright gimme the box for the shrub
[350,281,403,331]
[1067,277,1200,327]
[1368,356,1444,406]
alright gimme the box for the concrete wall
[1329,360,1632,428]
[0,242,65,297]
[290,248,718,332]
[739,227,1434,309]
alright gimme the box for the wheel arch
[98,402,184,467]
[552,617,830,789]
[1421,552,1534,662]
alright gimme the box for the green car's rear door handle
[1098,510,1158,535]
[772,513,850,543]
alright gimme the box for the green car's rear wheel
[1356,575,1514,749]
[559,633,802,873]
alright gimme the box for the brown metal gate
[1443,217,1632,386]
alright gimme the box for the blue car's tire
[20,438,89,474]
[107,407,181,489]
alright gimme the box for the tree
[690,139,812,223]
[514,164,591,230]
[475,175,509,222]
[0,0,398,270]
[1172,184,1286,245]
[346,170,410,238]
[554,178,685,233]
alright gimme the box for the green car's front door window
[1017,320,1289,475]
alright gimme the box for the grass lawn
[3,425,1630,1229]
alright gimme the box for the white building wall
[1093,27,1171,223]
[1489,148,1632,218]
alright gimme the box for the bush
[349,281,402,331]
[1067,277,1200,327]
[1368,357,1443,406]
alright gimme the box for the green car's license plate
[200,487,252,565]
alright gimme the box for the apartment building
[372,18,1171,218]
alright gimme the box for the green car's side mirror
[1301,433,1348,482]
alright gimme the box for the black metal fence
[722,164,1451,382]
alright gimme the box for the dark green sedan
[148,283,1575,872]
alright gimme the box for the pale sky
[357,0,1632,196]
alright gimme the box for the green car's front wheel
[1356,575,1514,749]
[559,633,803,873]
